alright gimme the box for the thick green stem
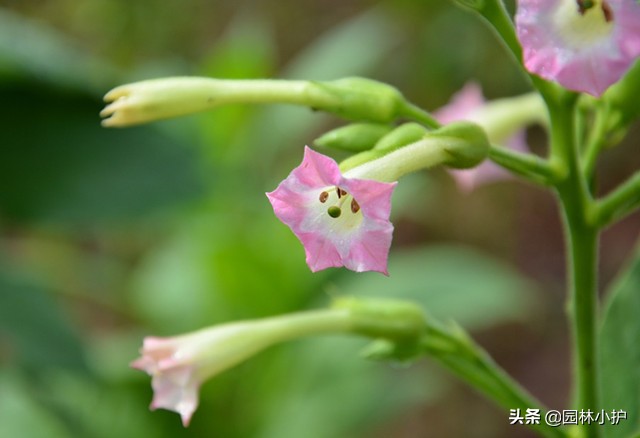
[549,95,601,438]
[422,322,568,438]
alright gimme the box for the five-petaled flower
[515,0,640,96]
[267,147,396,275]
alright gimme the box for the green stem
[422,322,568,438]
[477,0,522,62]
[489,144,555,185]
[594,171,640,228]
[548,95,601,438]
[582,105,610,181]
[399,101,442,129]
[470,0,563,100]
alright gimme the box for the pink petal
[149,365,200,427]
[516,0,640,96]
[267,147,396,274]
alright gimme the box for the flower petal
[516,0,640,96]
[267,147,396,274]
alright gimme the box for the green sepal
[314,123,393,152]
[372,122,428,151]
[339,122,428,171]
[360,338,423,364]
[436,122,490,169]
[603,60,640,128]
[309,77,405,123]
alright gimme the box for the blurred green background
[1,1,639,437]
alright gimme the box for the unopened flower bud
[314,123,393,152]
[435,122,491,169]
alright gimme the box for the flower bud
[435,122,491,169]
[373,122,428,151]
[314,123,393,152]
[101,76,408,127]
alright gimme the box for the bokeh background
[1,1,639,437]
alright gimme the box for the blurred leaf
[196,12,276,166]
[257,337,440,438]
[0,370,69,438]
[129,205,322,332]
[283,8,400,81]
[42,370,166,438]
[0,84,205,224]
[600,244,640,438]
[246,8,405,169]
[0,273,87,372]
[0,8,118,93]
[337,245,537,330]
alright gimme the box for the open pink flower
[434,83,527,192]
[516,0,640,96]
[267,147,396,275]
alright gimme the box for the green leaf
[600,244,640,438]
[337,245,537,330]
[0,84,205,224]
[256,337,442,438]
[0,370,70,438]
[0,273,87,372]
[0,9,118,93]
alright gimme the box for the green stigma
[327,206,342,218]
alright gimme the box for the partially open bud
[132,309,352,426]
[101,76,408,127]
[132,297,427,426]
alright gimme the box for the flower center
[319,187,361,218]
[553,0,614,48]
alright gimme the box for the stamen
[319,191,329,203]
[576,0,595,14]
[601,1,613,22]
[337,188,347,198]
[351,199,360,214]
[327,206,342,218]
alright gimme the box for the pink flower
[267,147,396,275]
[434,83,527,192]
[515,0,640,96]
[131,321,286,426]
